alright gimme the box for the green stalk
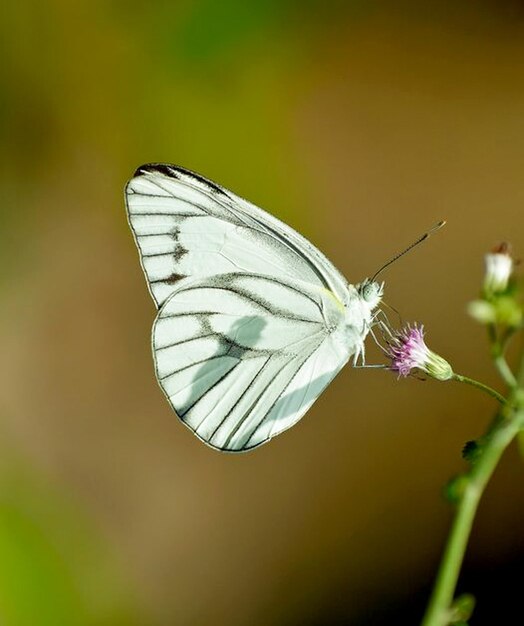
[493,355,517,388]
[488,323,517,388]
[517,341,524,387]
[421,402,524,626]
[452,374,506,406]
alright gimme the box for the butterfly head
[357,279,384,310]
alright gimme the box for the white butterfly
[125,164,384,452]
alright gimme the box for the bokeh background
[2,1,524,624]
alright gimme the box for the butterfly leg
[352,340,366,367]
[372,308,395,334]
[368,326,391,357]
[353,363,388,369]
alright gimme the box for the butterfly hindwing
[153,273,349,451]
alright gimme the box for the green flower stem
[487,323,517,388]
[493,355,517,388]
[452,374,506,406]
[517,345,524,387]
[421,407,524,626]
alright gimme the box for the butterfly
[125,164,384,452]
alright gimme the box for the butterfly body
[126,164,382,451]
[336,290,377,361]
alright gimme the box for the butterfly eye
[361,281,383,304]
[363,284,374,301]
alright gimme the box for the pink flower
[388,323,453,380]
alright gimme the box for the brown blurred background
[2,1,524,624]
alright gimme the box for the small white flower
[484,242,513,295]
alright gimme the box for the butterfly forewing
[153,273,348,451]
[125,164,349,308]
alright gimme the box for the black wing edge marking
[133,163,229,197]
[150,273,187,285]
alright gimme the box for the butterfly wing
[153,273,349,451]
[125,163,349,308]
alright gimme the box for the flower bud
[467,300,496,324]
[484,242,513,295]
[470,242,521,327]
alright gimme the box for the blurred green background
[2,1,524,624]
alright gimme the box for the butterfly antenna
[370,220,446,282]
